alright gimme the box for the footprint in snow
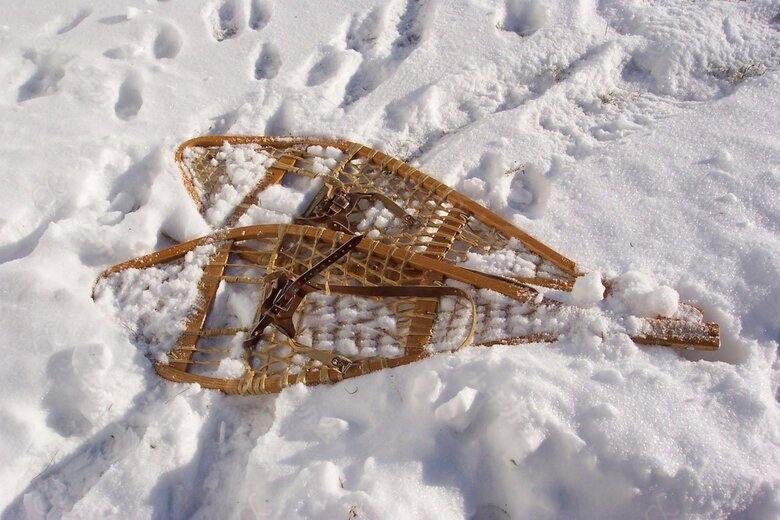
[500,0,546,37]
[98,14,131,25]
[114,73,144,120]
[342,0,437,106]
[207,0,243,42]
[306,47,346,86]
[153,23,183,59]
[208,107,241,134]
[472,504,511,520]
[16,8,93,102]
[254,43,281,79]
[249,0,271,31]
[17,56,65,102]
[345,6,385,54]
[265,101,294,135]
[394,0,436,49]
[57,7,92,35]
[507,162,551,219]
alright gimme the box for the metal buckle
[329,355,352,373]
[269,281,296,313]
[402,214,420,229]
[329,192,350,212]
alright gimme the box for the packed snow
[1,1,779,519]
[93,243,217,363]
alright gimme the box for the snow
[568,270,605,308]
[1,1,779,519]
[93,243,216,363]
[606,270,680,318]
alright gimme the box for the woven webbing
[142,227,475,393]
[96,224,720,394]
[177,137,578,289]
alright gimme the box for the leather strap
[243,279,469,349]
[296,188,419,233]
[308,283,467,299]
[242,234,469,349]
[243,234,364,348]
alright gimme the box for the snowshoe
[94,224,719,394]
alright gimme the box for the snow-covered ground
[1,1,779,518]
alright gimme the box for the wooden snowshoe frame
[176,136,581,291]
[97,224,516,395]
[93,136,720,395]
[96,224,719,395]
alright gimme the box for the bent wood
[97,224,720,395]
[175,135,580,285]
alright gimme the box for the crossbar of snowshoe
[99,224,540,302]
[634,318,720,351]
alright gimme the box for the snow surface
[1,1,779,519]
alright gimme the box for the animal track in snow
[394,0,436,49]
[98,14,130,25]
[7,422,143,518]
[345,6,385,54]
[4,388,173,520]
[57,7,92,35]
[342,0,438,107]
[114,73,144,120]
[500,0,546,37]
[381,58,567,161]
[507,163,551,218]
[265,101,294,135]
[599,1,780,102]
[104,45,143,60]
[17,55,65,102]
[208,107,242,134]
[306,47,346,86]
[148,399,274,519]
[207,0,243,42]
[249,0,271,31]
[153,23,183,59]
[254,43,281,79]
